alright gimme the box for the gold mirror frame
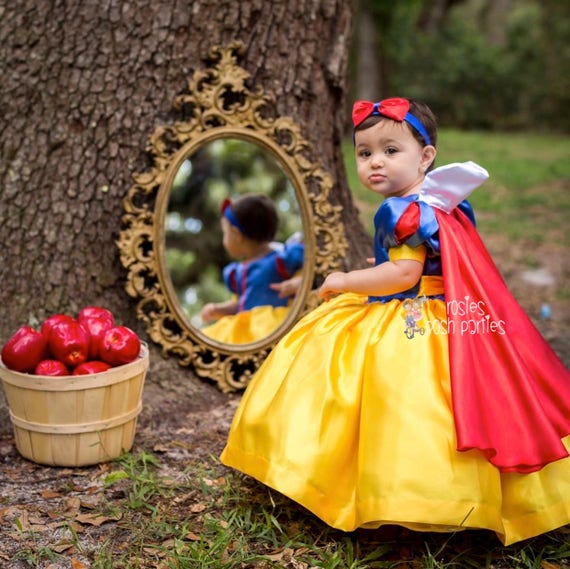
[117,42,348,392]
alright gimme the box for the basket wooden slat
[0,344,149,467]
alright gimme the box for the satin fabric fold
[201,305,290,344]
[437,208,570,472]
[221,293,570,544]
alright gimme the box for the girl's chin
[365,185,389,195]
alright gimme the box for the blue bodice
[370,195,475,302]
[223,242,304,311]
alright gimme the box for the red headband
[352,98,432,145]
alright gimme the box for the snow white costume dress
[220,162,570,545]
[202,241,304,344]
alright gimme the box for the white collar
[419,161,489,213]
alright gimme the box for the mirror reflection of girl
[220,98,570,545]
[200,193,304,344]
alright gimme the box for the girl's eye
[385,147,398,155]
[358,149,371,158]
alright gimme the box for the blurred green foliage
[361,0,570,132]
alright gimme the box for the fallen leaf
[52,542,75,553]
[142,545,165,557]
[173,492,193,504]
[71,559,89,569]
[190,503,206,513]
[75,512,122,526]
[58,468,90,477]
[0,506,22,520]
[28,514,46,525]
[62,497,81,517]
[79,496,103,509]
[58,520,85,533]
[41,489,62,499]
[264,547,294,561]
[540,562,560,569]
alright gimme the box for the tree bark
[0,0,369,381]
[355,6,382,101]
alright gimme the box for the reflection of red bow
[352,98,410,127]
[220,198,232,214]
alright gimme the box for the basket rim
[0,343,149,391]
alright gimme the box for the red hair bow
[220,197,232,213]
[352,98,410,127]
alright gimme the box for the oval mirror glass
[164,137,304,345]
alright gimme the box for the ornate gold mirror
[117,42,347,391]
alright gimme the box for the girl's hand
[270,275,302,298]
[318,272,347,301]
[366,257,375,265]
[200,303,219,323]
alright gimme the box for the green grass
[344,128,570,242]
[76,452,569,568]
[11,450,568,567]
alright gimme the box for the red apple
[99,326,141,366]
[34,359,69,376]
[41,314,75,342]
[72,361,112,375]
[80,316,114,359]
[78,306,114,326]
[1,326,47,373]
[48,320,91,368]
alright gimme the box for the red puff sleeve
[394,202,421,244]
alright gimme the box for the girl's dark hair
[230,193,278,242]
[354,98,438,171]
[408,99,438,149]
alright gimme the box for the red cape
[436,208,570,473]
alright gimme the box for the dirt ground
[0,231,568,567]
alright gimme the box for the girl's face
[354,120,436,198]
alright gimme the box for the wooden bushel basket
[0,344,148,467]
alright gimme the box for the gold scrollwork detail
[117,41,348,392]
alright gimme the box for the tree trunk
[0,0,369,382]
[355,6,382,101]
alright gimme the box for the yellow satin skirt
[201,305,290,344]
[220,292,570,545]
